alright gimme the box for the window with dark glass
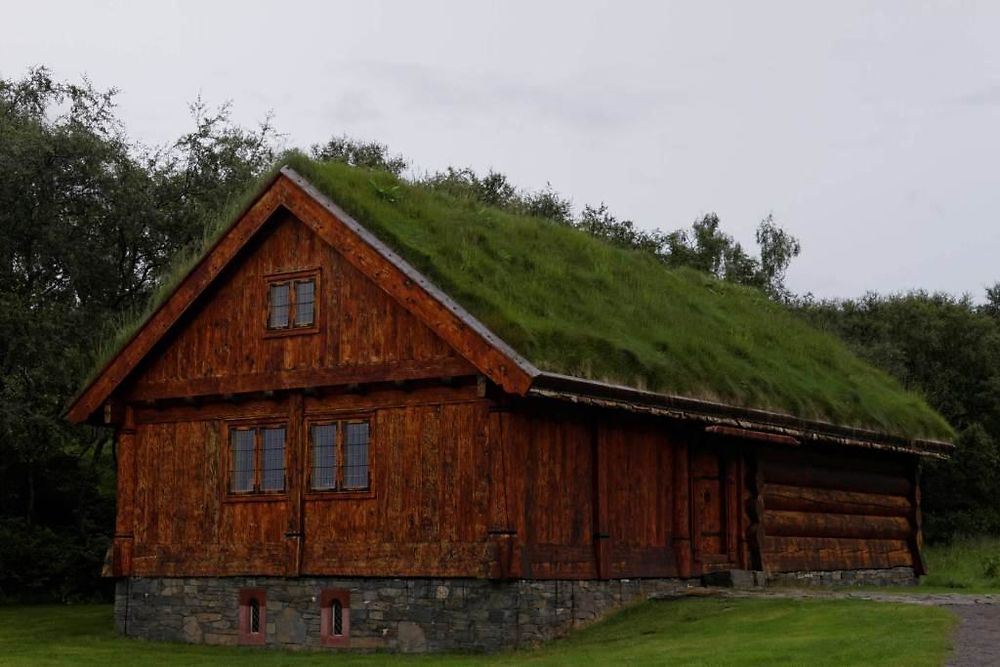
[309,419,370,492]
[238,588,266,646]
[229,425,286,494]
[266,273,317,331]
[320,588,350,647]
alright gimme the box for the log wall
[757,446,920,573]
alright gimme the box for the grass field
[920,537,1000,592]
[0,597,954,666]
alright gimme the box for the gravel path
[943,605,1000,667]
[674,588,1000,665]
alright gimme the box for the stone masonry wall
[114,576,688,652]
[765,566,917,588]
[114,567,917,653]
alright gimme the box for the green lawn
[0,598,954,666]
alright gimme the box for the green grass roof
[89,154,953,441]
[284,155,951,441]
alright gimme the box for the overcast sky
[3,1,999,299]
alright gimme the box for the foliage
[284,156,949,439]
[419,166,574,223]
[416,165,800,299]
[0,68,280,602]
[0,599,955,666]
[796,292,1000,539]
[310,135,408,175]
[920,537,1000,591]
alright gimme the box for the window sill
[263,325,319,338]
[305,490,376,501]
[224,493,289,504]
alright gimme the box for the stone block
[397,621,428,653]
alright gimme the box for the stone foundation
[114,567,917,652]
[114,576,688,652]
[765,566,917,588]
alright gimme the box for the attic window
[266,270,319,334]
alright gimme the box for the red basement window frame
[239,588,267,646]
[320,588,351,647]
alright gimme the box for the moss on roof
[286,155,952,440]
[89,153,955,440]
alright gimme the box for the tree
[795,290,1000,540]
[0,68,280,600]
[311,135,408,175]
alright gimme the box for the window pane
[295,280,315,327]
[269,283,290,328]
[230,429,255,493]
[344,422,369,489]
[261,427,286,491]
[311,424,337,490]
[249,598,260,634]
[332,599,343,636]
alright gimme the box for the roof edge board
[530,371,953,457]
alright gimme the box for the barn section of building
[67,156,954,652]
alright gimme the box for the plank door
[690,447,739,572]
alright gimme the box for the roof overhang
[528,372,952,459]
[65,163,954,459]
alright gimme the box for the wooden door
[690,447,738,572]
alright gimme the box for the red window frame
[320,588,351,647]
[238,588,267,646]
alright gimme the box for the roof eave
[528,371,953,459]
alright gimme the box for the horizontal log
[304,542,495,577]
[763,484,911,517]
[761,460,911,496]
[758,446,908,477]
[764,510,912,540]
[129,357,478,401]
[132,542,289,577]
[524,543,596,565]
[762,536,913,572]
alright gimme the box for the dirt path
[943,604,1000,667]
[677,589,1000,665]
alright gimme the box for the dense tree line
[0,69,994,600]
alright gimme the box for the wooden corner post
[112,405,137,577]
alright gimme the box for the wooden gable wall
[126,209,473,403]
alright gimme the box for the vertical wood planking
[673,440,692,578]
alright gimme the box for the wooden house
[67,158,953,652]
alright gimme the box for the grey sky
[3,1,999,299]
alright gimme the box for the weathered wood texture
[498,409,722,580]
[95,176,927,584]
[125,386,499,577]
[757,446,920,572]
[128,211,474,401]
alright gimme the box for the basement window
[266,270,319,334]
[239,588,267,645]
[320,589,350,647]
[228,424,286,495]
[308,419,371,492]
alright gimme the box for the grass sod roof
[86,153,954,441]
